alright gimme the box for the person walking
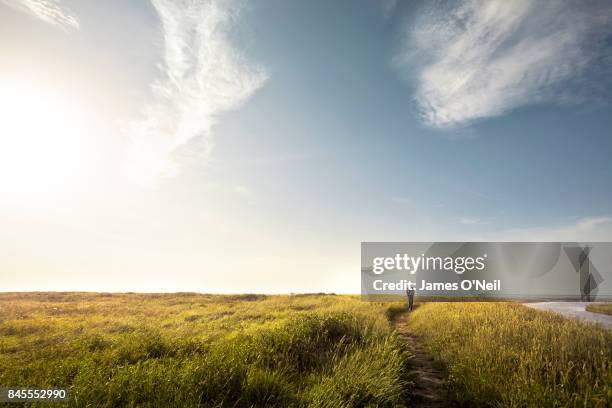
[406,288,415,311]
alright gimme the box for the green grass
[0,293,411,407]
[407,302,612,407]
[586,303,612,316]
[3,294,612,407]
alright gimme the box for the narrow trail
[394,312,450,408]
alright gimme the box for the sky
[1,0,612,293]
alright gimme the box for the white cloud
[124,0,267,186]
[1,0,79,31]
[398,0,612,128]
[459,217,485,225]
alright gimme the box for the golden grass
[0,293,410,407]
[3,293,611,407]
[586,303,612,316]
[408,302,612,407]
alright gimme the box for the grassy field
[408,302,612,407]
[0,293,410,407]
[1,294,611,407]
[587,303,612,316]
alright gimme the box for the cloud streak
[125,0,267,186]
[1,0,79,31]
[398,0,612,128]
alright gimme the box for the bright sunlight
[0,80,89,206]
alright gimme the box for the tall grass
[0,293,411,407]
[6,294,609,406]
[586,303,612,316]
[408,302,612,407]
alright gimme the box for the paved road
[524,302,612,329]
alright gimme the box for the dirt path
[394,312,450,408]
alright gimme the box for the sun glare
[0,80,89,206]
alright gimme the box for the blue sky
[1,0,611,292]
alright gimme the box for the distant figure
[406,288,415,311]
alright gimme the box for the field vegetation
[0,293,410,407]
[586,303,612,316]
[2,294,611,407]
[408,302,612,407]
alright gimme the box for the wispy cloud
[125,0,267,186]
[459,217,487,226]
[1,0,79,31]
[397,0,612,128]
